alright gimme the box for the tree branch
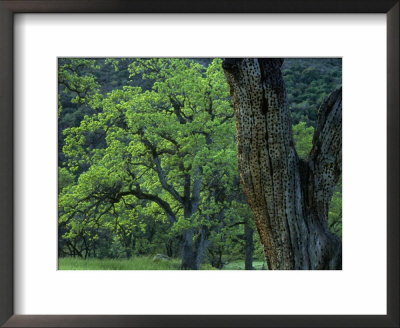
[169,96,187,124]
[153,156,183,204]
[137,131,183,204]
[115,186,177,224]
[307,87,342,218]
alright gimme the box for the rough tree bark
[223,58,342,270]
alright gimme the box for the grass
[59,256,182,270]
[222,260,267,270]
[59,257,267,270]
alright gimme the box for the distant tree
[223,58,342,269]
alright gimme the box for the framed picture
[0,0,398,327]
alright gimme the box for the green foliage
[58,58,102,107]
[58,167,75,193]
[292,122,314,159]
[283,58,342,127]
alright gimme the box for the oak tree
[59,58,240,269]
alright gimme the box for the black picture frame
[0,1,398,327]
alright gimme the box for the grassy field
[222,260,267,270]
[58,257,267,270]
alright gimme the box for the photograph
[58,57,342,270]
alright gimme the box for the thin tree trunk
[125,248,132,259]
[180,193,209,270]
[180,173,210,270]
[193,227,210,269]
[181,229,196,269]
[181,227,210,270]
[223,58,342,270]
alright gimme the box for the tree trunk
[244,221,254,270]
[181,229,196,269]
[181,227,210,270]
[223,58,342,270]
[165,238,174,258]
